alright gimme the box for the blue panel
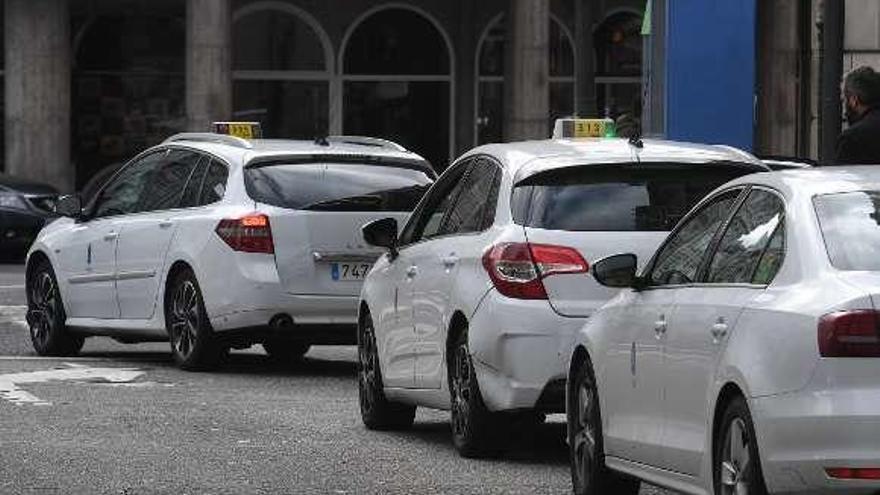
[665,0,756,150]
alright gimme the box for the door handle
[654,314,667,339]
[711,319,729,343]
[441,255,459,268]
[103,232,118,241]
[405,266,418,279]
[158,220,174,229]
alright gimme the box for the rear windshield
[245,163,433,212]
[511,164,749,232]
[814,191,880,270]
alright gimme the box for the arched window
[595,11,643,121]
[475,15,575,145]
[232,2,332,140]
[72,14,185,187]
[342,7,453,170]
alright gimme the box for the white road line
[0,362,145,406]
[0,284,24,290]
[0,305,28,331]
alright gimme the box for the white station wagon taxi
[25,124,434,370]
[356,119,770,457]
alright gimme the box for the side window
[439,158,500,235]
[706,189,785,284]
[200,160,229,205]
[649,189,742,286]
[752,219,785,285]
[140,150,202,212]
[180,157,209,208]
[399,162,470,245]
[92,151,166,218]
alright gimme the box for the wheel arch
[162,259,196,313]
[25,250,52,291]
[445,310,469,362]
[711,382,747,470]
[567,345,592,415]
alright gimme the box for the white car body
[360,138,768,415]
[26,134,433,349]
[569,167,880,494]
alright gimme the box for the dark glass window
[441,159,500,235]
[512,165,747,232]
[245,163,433,212]
[201,161,229,205]
[707,190,785,284]
[814,191,880,271]
[92,151,166,218]
[140,150,201,212]
[344,9,449,75]
[180,158,209,208]
[649,189,742,286]
[752,219,786,285]
[400,163,470,244]
[233,9,325,71]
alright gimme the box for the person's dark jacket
[835,107,880,165]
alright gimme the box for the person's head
[843,66,880,124]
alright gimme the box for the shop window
[342,7,452,170]
[476,16,575,145]
[595,11,643,123]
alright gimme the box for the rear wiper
[302,195,384,211]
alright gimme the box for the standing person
[835,66,880,165]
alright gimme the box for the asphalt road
[0,263,670,494]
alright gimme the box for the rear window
[814,191,880,271]
[245,163,433,212]
[511,164,748,232]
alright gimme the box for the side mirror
[55,194,82,219]
[592,253,639,288]
[363,217,398,257]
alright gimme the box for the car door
[412,157,501,389]
[660,187,786,477]
[115,148,202,319]
[380,164,471,389]
[602,188,745,467]
[56,151,165,319]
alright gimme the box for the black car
[0,174,59,257]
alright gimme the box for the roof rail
[164,133,254,150]
[325,135,408,152]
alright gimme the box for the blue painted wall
[664,0,756,150]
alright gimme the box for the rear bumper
[753,389,880,494]
[468,289,585,412]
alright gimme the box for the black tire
[714,396,768,495]
[449,328,503,458]
[164,268,222,371]
[358,311,416,430]
[26,259,84,356]
[262,341,310,362]
[568,357,641,495]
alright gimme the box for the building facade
[3,0,645,191]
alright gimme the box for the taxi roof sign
[213,121,263,140]
[552,118,617,139]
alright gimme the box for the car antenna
[628,131,644,149]
[314,135,330,147]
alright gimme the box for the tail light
[215,213,274,254]
[818,310,880,357]
[825,467,880,480]
[481,242,589,300]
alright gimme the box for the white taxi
[356,119,770,457]
[568,167,880,495]
[25,124,434,370]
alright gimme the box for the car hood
[0,174,58,196]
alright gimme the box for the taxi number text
[569,120,607,138]
[331,263,372,281]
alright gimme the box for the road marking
[0,362,145,406]
[0,305,28,332]
[0,284,24,290]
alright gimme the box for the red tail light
[826,467,880,480]
[215,213,274,254]
[818,310,880,357]
[481,242,589,300]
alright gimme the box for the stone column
[504,0,550,141]
[186,0,232,132]
[5,0,71,191]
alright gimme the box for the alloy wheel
[450,344,472,439]
[28,271,57,349]
[720,418,752,495]
[572,376,598,489]
[169,279,199,359]
[358,321,379,415]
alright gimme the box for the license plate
[331,263,373,281]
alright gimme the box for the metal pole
[819,0,844,164]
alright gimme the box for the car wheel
[358,311,416,430]
[26,259,84,356]
[569,357,640,495]
[165,268,221,371]
[262,341,310,362]
[714,396,768,495]
[449,328,502,458]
